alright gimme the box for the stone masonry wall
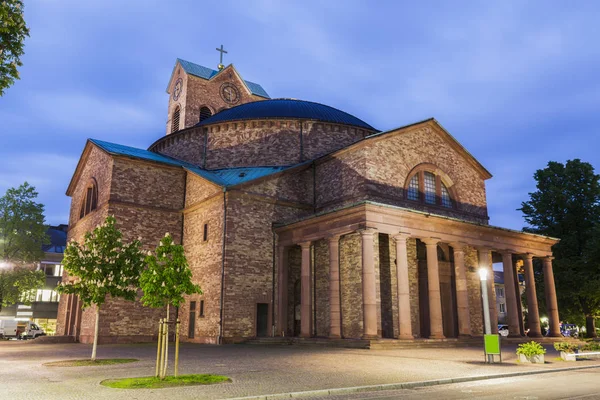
[316,147,368,211]
[314,239,330,337]
[286,246,301,336]
[152,127,206,167]
[303,122,369,161]
[222,193,307,341]
[407,238,421,337]
[363,124,489,223]
[57,145,113,336]
[166,63,265,135]
[340,233,363,338]
[465,246,484,336]
[180,194,224,343]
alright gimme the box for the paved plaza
[1,341,599,399]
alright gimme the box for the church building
[56,53,562,345]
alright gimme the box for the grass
[100,374,231,389]
[44,358,138,367]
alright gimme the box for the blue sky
[1,1,598,230]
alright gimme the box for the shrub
[582,342,600,352]
[516,341,546,357]
[554,342,578,353]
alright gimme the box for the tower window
[199,300,205,317]
[171,106,181,133]
[203,223,208,241]
[199,106,212,122]
[79,179,98,219]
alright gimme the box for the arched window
[79,179,98,219]
[405,167,455,208]
[199,106,212,122]
[171,105,181,133]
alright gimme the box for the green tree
[57,216,144,360]
[140,233,201,379]
[0,182,49,264]
[0,0,29,96]
[0,266,44,312]
[520,159,600,337]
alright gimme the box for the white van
[0,320,45,339]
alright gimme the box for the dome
[197,98,376,131]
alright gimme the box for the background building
[0,225,67,335]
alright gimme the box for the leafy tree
[57,216,144,360]
[0,0,29,96]
[520,159,600,337]
[0,266,44,312]
[0,182,49,264]
[140,233,201,379]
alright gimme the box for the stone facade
[57,58,561,345]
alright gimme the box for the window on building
[42,263,63,277]
[496,287,504,298]
[171,106,181,133]
[79,180,98,219]
[199,106,212,122]
[499,303,506,313]
[407,175,419,201]
[404,168,454,208]
[203,223,208,242]
[35,289,60,302]
[199,300,205,318]
[188,301,196,339]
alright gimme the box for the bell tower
[165,50,270,135]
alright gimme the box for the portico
[275,201,560,340]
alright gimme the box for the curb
[223,364,600,400]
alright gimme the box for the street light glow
[478,268,488,281]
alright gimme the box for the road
[307,368,600,400]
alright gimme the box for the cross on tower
[216,44,228,70]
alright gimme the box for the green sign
[484,334,501,355]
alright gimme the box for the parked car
[560,324,579,338]
[0,320,45,340]
[498,324,509,337]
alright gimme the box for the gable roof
[68,139,301,194]
[351,118,492,180]
[168,58,270,99]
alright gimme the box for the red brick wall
[180,175,225,344]
[314,122,489,224]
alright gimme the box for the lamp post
[479,268,493,363]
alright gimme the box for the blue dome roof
[197,99,376,130]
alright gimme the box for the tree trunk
[586,315,597,338]
[91,306,100,361]
[161,305,169,379]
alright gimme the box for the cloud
[26,91,161,135]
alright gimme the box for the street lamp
[479,268,494,363]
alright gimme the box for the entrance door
[256,303,269,337]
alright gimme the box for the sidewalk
[1,341,598,400]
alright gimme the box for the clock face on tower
[173,78,183,101]
[220,82,241,104]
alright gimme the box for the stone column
[543,256,561,337]
[523,254,542,337]
[328,235,342,338]
[478,248,498,334]
[277,245,288,336]
[501,251,522,337]
[299,241,312,338]
[422,238,445,339]
[360,228,378,339]
[393,233,413,339]
[450,243,471,337]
